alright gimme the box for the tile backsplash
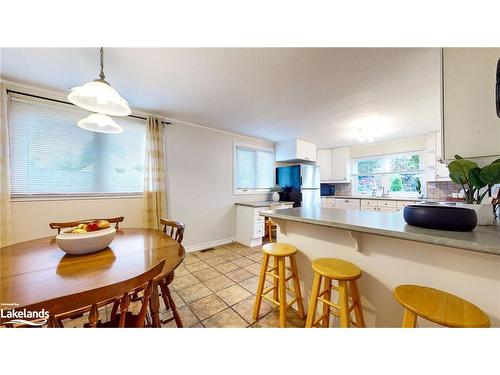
[426,181,461,199]
[333,183,352,196]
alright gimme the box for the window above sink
[351,151,425,197]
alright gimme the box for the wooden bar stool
[253,243,305,327]
[305,258,365,328]
[394,285,490,328]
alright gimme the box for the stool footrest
[262,285,277,295]
[261,294,280,306]
[313,314,328,327]
[318,297,340,310]
[287,297,298,308]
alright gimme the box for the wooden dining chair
[158,218,185,327]
[45,260,165,328]
[49,216,125,233]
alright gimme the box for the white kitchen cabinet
[317,149,332,181]
[276,138,317,162]
[360,199,378,208]
[396,201,417,210]
[321,197,335,208]
[316,147,351,182]
[442,48,500,160]
[237,205,267,247]
[434,131,450,179]
[377,206,398,213]
[236,203,294,247]
[331,147,351,182]
[333,198,360,210]
[426,131,451,181]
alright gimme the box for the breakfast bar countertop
[323,195,457,202]
[235,201,295,208]
[260,207,500,256]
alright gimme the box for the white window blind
[234,144,274,192]
[7,94,146,197]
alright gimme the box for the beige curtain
[143,117,166,230]
[0,87,12,246]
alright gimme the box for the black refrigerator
[276,164,321,207]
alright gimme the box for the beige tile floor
[61,242,306,328]
[159,242,306,328]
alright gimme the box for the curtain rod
[6,89,173,125]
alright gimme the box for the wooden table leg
[402,308,417,328]
[149,280,161,328]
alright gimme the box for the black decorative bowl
[403,205,477,232]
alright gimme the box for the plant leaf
[468,167,487,189]
[448,158,478,183]
[449,172,465,185]
[479,162,500,185]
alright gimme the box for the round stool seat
[262,242,297,257]
[311,258,361,280]
[394,285,490,328]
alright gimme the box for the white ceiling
[0,48,441,147]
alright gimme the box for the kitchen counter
[260,207,500,256]
[323,195,449,202]
[235,201,294,208]
[259,207,500,327]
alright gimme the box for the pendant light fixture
[77,113,124,134]
[68,48,131,116]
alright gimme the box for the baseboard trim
[184,237,236,252]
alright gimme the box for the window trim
[351,151,425,197]
[233,142,275,195]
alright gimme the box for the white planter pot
[272,192,280,202]
[464,204,495,226]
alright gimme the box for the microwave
[320,184,336,197]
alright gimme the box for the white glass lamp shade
[68,80,131,116]
[77,113,123,134]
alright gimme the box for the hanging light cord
[99,47,105,80]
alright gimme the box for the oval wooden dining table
[0,228,185,327]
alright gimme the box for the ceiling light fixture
[356,128,374,143]
[68,48,131,117]
[77,113,124,134]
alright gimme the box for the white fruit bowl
[56,226,116,255]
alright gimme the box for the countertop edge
[235,201,295,208]
[260,210,500,256]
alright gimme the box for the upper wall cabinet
[425,131,450,181]
[442,48,500,160]
[317,149,332,181]
[275,138,317,162]
[317,147,350,182]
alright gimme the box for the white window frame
[351,151,425,198]
[6,92,146,200]
[233,142,275,195]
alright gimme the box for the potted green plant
[270,185,282,202]
[415,177,423,199]
[448,155,500,225]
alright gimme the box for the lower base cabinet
[236,203,294,247]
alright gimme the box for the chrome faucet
[382,187,389,197]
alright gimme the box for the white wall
[11,197,144,243]
[4,80,274,249]
[165,123,273,250]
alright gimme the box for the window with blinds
[234,143,274,193]
[7,94,146,197]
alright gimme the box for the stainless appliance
[276,164,320,207]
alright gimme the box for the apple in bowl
[57,220,116,255]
